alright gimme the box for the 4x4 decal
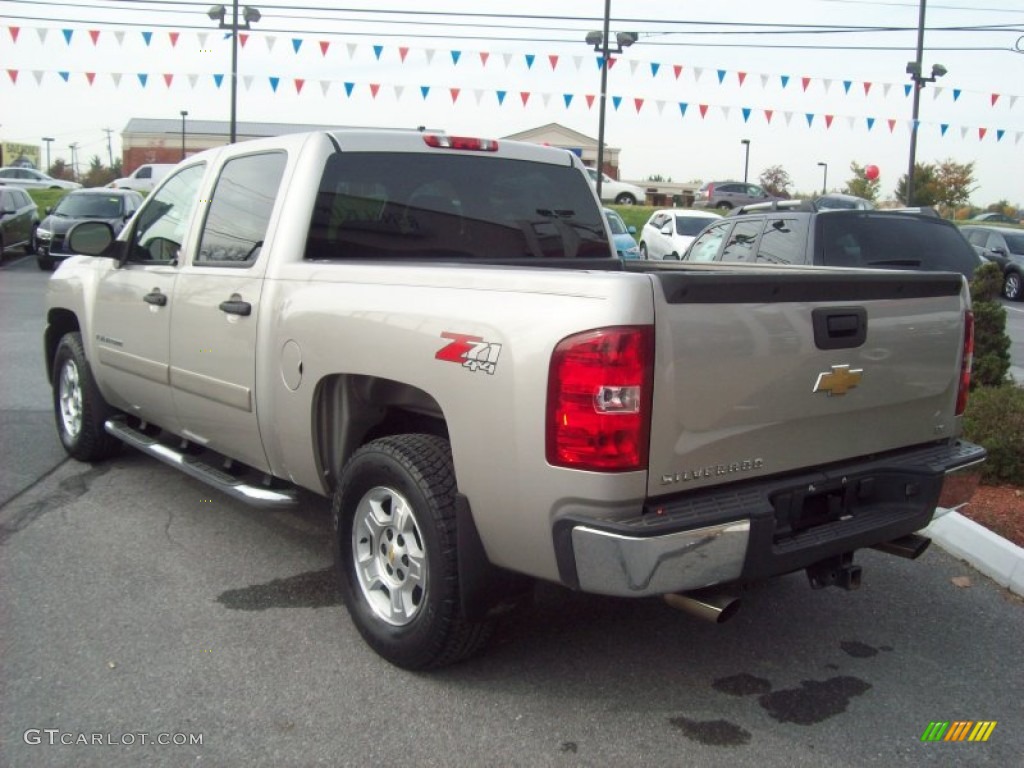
[435,332,502,375]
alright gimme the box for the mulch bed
[957,485,1024,549]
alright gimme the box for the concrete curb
[925,510,1024,597]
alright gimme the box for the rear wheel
[26,226,38,255]
[716,202,732,210]
[334,434,495,669]
[1004,271,1022,301]
[614,193,637,205]
[52,332,121,461]
[639,242,648,259]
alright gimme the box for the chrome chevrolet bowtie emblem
[813,365,863,396]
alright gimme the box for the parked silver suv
[694,181,780,210]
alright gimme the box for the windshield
[605,211,628,235]
[676,216,719,236]
[54,194,124,218]
[306,153,609,261]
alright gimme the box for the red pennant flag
[164,73,174,88]
[991,93,1000,106]
[585,94,595,109]
[450,87,460,103]
[7,69,18,83]
[549,54,559,70]
[764,109,774,123]
[479,51,489,66]
[606,57,617,70]
[399,47,409,62]
[239,33,249,48]
[8,27,19,43]
[169,32,179,48]
[737,71,747,86]
[89,30,100,45]
[294,78,305,94]
[634,98,644,113]
[86,72,96,85]
[863,82,872,96]
[979,127,987,140]
[825,114,834,128]
[699,104,709,118]
[802,77,812,91]
[673,64,683,79]
[520,91,530,106]
[887,118,896,133]
[319,41,330,56]
[370,83,380,98]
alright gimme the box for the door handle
[143,290,167,306]
[219,297,252,316]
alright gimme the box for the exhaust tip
[664,590,741,624]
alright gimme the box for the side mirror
[627,225,637,235]
[66,220,119,258]
[45,206,53,214]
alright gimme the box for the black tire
[37,254,54,271]
[614,193,637,205]
[0,233,5,260]
[334,434,495,669]
[716,202,732,210]
[639,242,648,259]
[26,226,38,255]
[1004,271,1022,301]
[52,332,121,461]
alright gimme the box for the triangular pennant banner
[188,74,198,89]
[319,40,330,56]
[585,94,595,109]
[294,78,304,94]
[940,123,949,136]
[564,93,573,108]
[780,75,790,89]
[520,91,530,106]
[116,30,126,46]
[764,109,773,124]
[824,114,834,128]
[904,84,912,97]
[549,55,559,70]
[373,45,383,60]
[890,118,899,133]
[136,73,147,87]
[239,33,249,48]
[866,117,875,131]
[163,73,174,88]
[62,29,73,45]
[451,50,461,65]
[650,62,660,78]
[978,127,987,140]
[394,84,405,100]
[6,69,18,84]
[269,76,280,92]
[420,85,430,99]
[716,69,726,84]
[478,51,488,66]
[398,46,408,62]
[806,113,814,127]
[843,80,852,94]
[634,98,644,113]
[673,64,683,80]
[344,82,355,97]
[863,82,872,96]
[450,87,460,103]
[737,71,747,86]
[292,38,302,54]
[346,43,357,59]
[8,26,19,43]
[802,77,811,91]
[524,54,535,69]
[213,73,224,88]
[89,30,100,45]
[760,74,769,89]
[630,60,640,77]
[320,80,330,96]
[369,83,380,98]
[699,104,708,118]
[496,90,507,105]
[991,93,1000,106]
[678,102,688,117]
[952,89,961,101]
[169,32,179,47]
[742,107,751,123]
[611,96,622,110]
[996,129,1005,141]
[110,72,122,87]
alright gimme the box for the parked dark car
[814,193,874,211]
[694,181,781,210]
[961,224,1024,300]
[36,188,144,270]
[681,201,981,282]
[0,186,39,259]
[968,212,1019,225]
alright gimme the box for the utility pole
[68,143,79,180]
[103,128,114,168]
[42,137,55,172]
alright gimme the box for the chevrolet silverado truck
[45,129,985,669]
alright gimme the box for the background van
[108,163,175,193]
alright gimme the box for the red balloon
[864,164,880,181]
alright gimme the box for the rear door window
[720,219,763,262]
[757,217,809,264]
[684,221,730,262]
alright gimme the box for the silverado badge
[813,364,863,396]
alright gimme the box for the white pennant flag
[655,99,666,115]
[822,78,832,93]
[572,55,584,71]
[188,74,199,89]
[32,70,44,85]
[960,126,969,140]
[693,66,703,82]
[243,75,254,91]
[472,89,483,105]
[783,111,794,126]
[502,52,513,69]
[319,80,330,97]
[1015,131,1022,145]
[882,83,892,98]
[114,31,125,47]
[346,43,357,59]
[721,106,731,121]
[1007,95,1018,110]
[760,74,770,89]
[933,86,943,100]
[846,116,856,130]
[197,32,208,49]
[630,60,640,77]
[36,28,48,44]
[265,35,276,53]
[393,84,404,101]
[425,48,436,65]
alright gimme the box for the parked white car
[0,166,81,190]
[639,208,722,260]
[108,163,176,193]
[585,168,646,205]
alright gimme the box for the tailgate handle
[812,307,867,350]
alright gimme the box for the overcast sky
[1,0,1021,205]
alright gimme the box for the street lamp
[208,2,261,143]
[180,110,189,160]
[584,0,636,201]
[740,139,751,183]
[42,137,54,172]
[68,143,78,181]
[904,0,946,205]
[817,162,828,195]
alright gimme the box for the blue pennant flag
[420,86,430,99]
[650,62,660,78]
[344,82,354,97]
[292,39,302,54]
[742,108,752,123]
[451,50,461,65]
[373,45,383,60]
[496,90,507,105]
[612,96,622,110]
[269,77,280,92]
[142,31,152,46]
[678,102,688,117]
[213,73,224,88]
[563,94,573,108]
[780,75,790,89]
[716,69,726,84]
[525,54,535,69]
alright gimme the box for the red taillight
[422,134,499,152]
[956,310,974,416]
[546,326,654,472]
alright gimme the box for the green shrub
[968,262,1011,388]
[963,385,1024,485]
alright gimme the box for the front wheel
[334,434,495,669]
[1004,271,1022,301]
[52,332,121,461]
[639,242,648,259]
[614,193,637,205]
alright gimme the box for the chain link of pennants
[3,24,1020,144]
[6,64,1018,145]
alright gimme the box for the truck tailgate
[645,269,968,499]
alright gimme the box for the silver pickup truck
[45,130,985,669]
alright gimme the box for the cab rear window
[305,152,609,261]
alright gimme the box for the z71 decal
[435,332,502,375]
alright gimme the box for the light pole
[740,139,751,183]
[585,0,636,201]
[208,2,261,143]
[180,110,189,159]
[905,0,946,205]
[817,162,828,195]
[42,137,54,172]
[68,143,78,180]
